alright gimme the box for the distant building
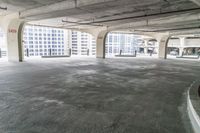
[23,25,69,57]
[106,32,143,56]
[23,26,96,57]
[24,26,200,58]
[70,31,96,56]
[0,28,5,50]
[0,28,6,57]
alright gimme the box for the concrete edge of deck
[115,55,136,57]
[187,81,200,133]
[41,55,71,58]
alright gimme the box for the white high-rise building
[106,33,143,56]
[70,31,96,56]
[0,29,6,50]
[22,26,147,58]
[0,28,6,57]
[23,25,69,57]
[23,26,96,57]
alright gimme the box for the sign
[8,29,17,33]
[98,37,103,39]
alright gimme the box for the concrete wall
[185,39,200,47]
[168,38,200,48]
[187,81,200,133]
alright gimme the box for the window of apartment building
[23,25,66,57]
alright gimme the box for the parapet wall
[187,81,200,133]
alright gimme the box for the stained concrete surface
[0,57,200,133]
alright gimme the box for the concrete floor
[0,57,200,133]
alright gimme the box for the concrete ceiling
[1,0,200,35]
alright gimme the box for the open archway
[167,37,180,58]
[69,30,96,57]
[166,36,200,59]
[105,32,160,58]
[22,25,98,61]
[23,24,70,60]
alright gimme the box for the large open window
[23,25,97,59]
[70,31,96,57]
[105,32,158,58]
[167,36,200,59]
[0,28,6,60]
[23,25,69,58]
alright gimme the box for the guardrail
[187,81,200,133]
[0,49,7,58]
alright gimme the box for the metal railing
[0,48,7,58]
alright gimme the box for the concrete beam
[19,0,116,19]
[20,1,76,19]
[170,29,200,36]
[108,10,200,31]
[189,0,200,6]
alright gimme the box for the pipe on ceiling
[134,26,200,32]
[62,20,103,27]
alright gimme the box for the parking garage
[1,0,200,133]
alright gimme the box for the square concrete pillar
[96,31,108,58]
[7,19,25,62]
[158,37,169,59]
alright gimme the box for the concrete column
[195,48,198,55]
[179,48,184,57]
[179,37,185,56]
[157,36,169,59]
[81,28,108,58]
[144,40,148,54]
[96,31,108,58]
[7,19,25,62]
[64,29,70,56]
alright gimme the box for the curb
[187,81,200,133]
